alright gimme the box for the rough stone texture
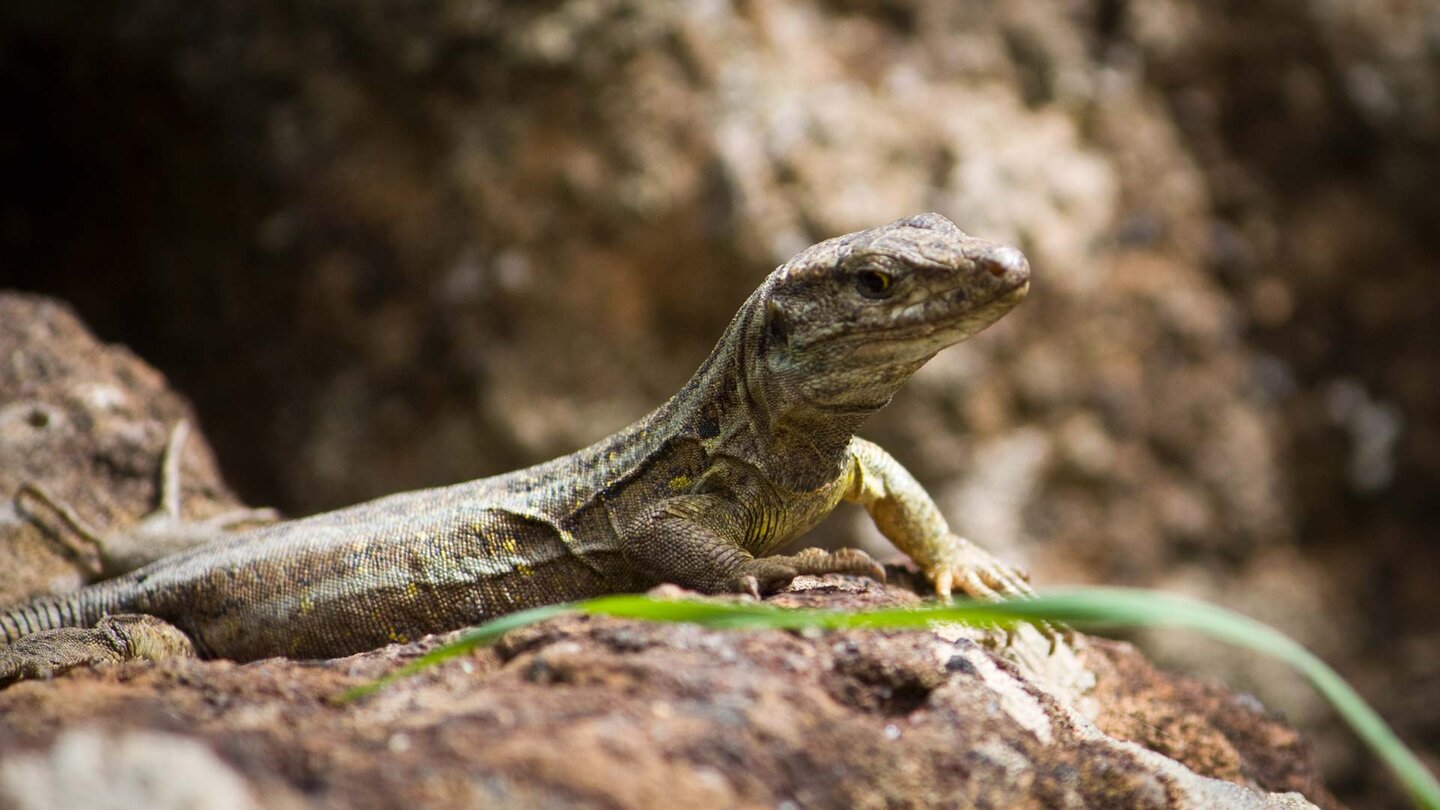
[1087,637,1334,805]
[0,727,265,810]
[0,587,1328,810]
[0,2,1434,806]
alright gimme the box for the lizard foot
[0,615,195,686]
[789,547,887,582]
[930,535,1069,649]
[728,548,886,597]
[930,535,1034,601]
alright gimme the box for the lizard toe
[830,548,887,583]
[734,574,763,600]
[729,560,800,596]
[781,547,886,584]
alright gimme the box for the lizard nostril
[977,245,1029,283]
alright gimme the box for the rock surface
[0,296,1339,808]
[0,599,1330,810]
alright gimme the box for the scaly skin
[0,212,1033,683]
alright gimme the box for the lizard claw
[934,569,955,600]
[788,547,886,584]
[737,575,763,600]
[928,535,1069,652]
[728,547,887,598]
[933,535,1035,601]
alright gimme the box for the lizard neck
[656,289,868,491]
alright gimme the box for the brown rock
[0,585,1330,809]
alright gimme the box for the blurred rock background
[0,2,1434,805]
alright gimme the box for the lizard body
[0,213,1034,681]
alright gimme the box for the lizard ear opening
[763,298,791,354]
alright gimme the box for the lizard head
[755,212,1030,414]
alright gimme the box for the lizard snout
[975,244,1030,290]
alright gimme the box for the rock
[0,727,267,810]
[0,584,1331,809]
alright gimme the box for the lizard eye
[854,269,893,299]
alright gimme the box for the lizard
[0,212,1037,684]
[14,419,281,580]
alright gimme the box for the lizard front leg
[0,615,195,685]
[624,495,885,597]
[843,437,1035,602]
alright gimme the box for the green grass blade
[337,587,1440,809]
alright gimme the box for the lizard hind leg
[13,483,107,576]
[0,615,195,685]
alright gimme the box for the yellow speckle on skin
[388,627,409,643]
[405,583,419,598]
[502,537,518,553]
[667,474,692,491]
[299,595,314,615]
[517,563,534,577]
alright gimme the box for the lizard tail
[0,581,128,646]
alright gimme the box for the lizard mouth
[786,277,1030,353]
[966,275,1029,301]
[878,277,1030,344]
[1001,279,1030,300]
[913,276,1030,329]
